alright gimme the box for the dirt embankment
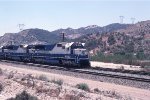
[0,63,150,100]
[91,61,142,71]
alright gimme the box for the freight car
[0,42,90,68]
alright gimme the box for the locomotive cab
[70,42,88,55]
[71,42,90,67]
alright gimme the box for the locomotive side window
[82,51,85,55]
[62,46,65,49]
[67,48,69,51]
[20,45,24,48]
[57,44,62,47]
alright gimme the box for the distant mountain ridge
[0,23,130,46]
[51,23,130,39]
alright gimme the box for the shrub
[123,96,133,100]
[7,72,14,79]
[94,88,100,92]
[119,66,124,70]
[108,35,116,45]
[64,94,80,100]
[51,79,63,86]
[76,83,90,91]
[0,68,2,75]
[103,90,122,99]
[7,90,38,100]
[0,83,3,93]
[7,97,15,100]
[38,75,49,81]
[36,86,50,93]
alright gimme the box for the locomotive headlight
[81,49,87,55]
[74,49,87,55]
[82,51,85,55]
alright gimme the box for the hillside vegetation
[87,21,150,66]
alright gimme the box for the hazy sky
[0,0,149,35]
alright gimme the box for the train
[0,42,90,68]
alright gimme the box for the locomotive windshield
[71,42,84,49]
[70,42,87,55]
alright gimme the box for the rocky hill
[0,23,129,46]
[0,29,60,46]
[77,20,150,56]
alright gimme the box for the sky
[0,0,150,36]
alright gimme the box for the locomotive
[0,41,90,68]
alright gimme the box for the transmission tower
[119,16,124,24]
[18,24,25,31]
[131,18,135,24]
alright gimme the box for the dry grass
[0,83,3,93]
[0,68,2,75]
[76,83,90,92]
[93,89,123,99]
[38,74,49,82]
[51,79,63,86]
[7,71,14,79]
[7,90,38,100]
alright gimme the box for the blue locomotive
[0,42,90,68]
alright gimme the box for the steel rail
[1,60,150,83]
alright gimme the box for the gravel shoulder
[91,61,142,71]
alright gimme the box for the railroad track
[1,60,150,83]
[90,67,150,76]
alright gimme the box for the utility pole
[9,37,14,45]
[131,18,135,24]
[119,16,124,24]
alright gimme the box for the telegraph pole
[119,16,124,24]
[131,18,135,24]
